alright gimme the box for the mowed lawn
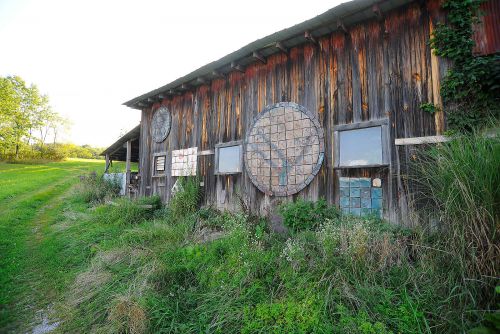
[0,159,109,332]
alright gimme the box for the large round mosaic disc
[151,106,172,143]
[244,102,325,196]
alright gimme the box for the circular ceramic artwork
[244,102,325,196]
[151,106,171,143]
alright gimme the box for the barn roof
[123,0,413,109]
[101,124,140,162]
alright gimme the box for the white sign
[171,147,197,176]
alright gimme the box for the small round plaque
[151,106,171,143]
[244,102,325,196]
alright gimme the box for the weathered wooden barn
[104,0,499,223]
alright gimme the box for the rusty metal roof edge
[101,124,141,156]
[123,0,413,108]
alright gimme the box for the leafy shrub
[168,176,201,220]
[241,298,330,333]
[279,198,340,232]
[77,172,121,204]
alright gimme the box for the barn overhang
[123,0,415,109]
[100,124,140,162]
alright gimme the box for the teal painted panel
[340,187,350,197]
[350,197,360,208]
[371,188,382,198]
[359,178,371,187]
[372,198,382,209]
[339,177,350,188]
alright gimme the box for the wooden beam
[168,89,181,96]
[212,70,226,79]
[252,51,266,64]
[372,4,383,20]
[304,31,317,45]
[196,77,206,85]
[197,149,214,156]
[231,61,245,73]
[179,83,190,91]
[429,20,445,135]
[275,41,288,54]
[125,140,132,197]
[105,154,110,173]
[395,135,450,146]
[337,21,348,34]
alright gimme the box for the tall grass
[412,133,499,310]
[53,140,499,333]
[76,172,121,204]
[168,176,201,220]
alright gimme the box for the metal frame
[214,140,243,175]
[152,151,168,177]
[333,118,390,169]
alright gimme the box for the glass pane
[218,145,241,173]
[339,126,382,166]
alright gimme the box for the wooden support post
[304,31,317,45]
[429,20,445,135]
[168,89,181,96]
[252,51,266,64]
[337,21,348,34]
[126,140,131,197]
[212,70,226,79]
[372,4,383,20]
[275,42,288,54]
[105,154,110,173]
[231,61,246,73]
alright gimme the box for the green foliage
[2,161,498,333]
[412,133,499,325]
[0,75,70,159]
[94,196,163,225]
[0,160,104,331]
[469,287,500,334]
[76,172,121,204]
[420,102,439,115]
[429,0,500,132]
[279,198,340,232]
[242,298,330,333]
[168,176,202,220]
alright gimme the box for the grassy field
[0,159,124,332]
[0,136,497,334]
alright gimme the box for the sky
[0,0,343,147]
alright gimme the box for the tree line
[0,75,103,160]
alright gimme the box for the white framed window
[214,141,243,175]
[334,119,390,168]
[152,152,167,176]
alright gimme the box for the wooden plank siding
[138,2,448,225]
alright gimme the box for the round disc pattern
[151,106,171,143]
[244,102,324,196]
